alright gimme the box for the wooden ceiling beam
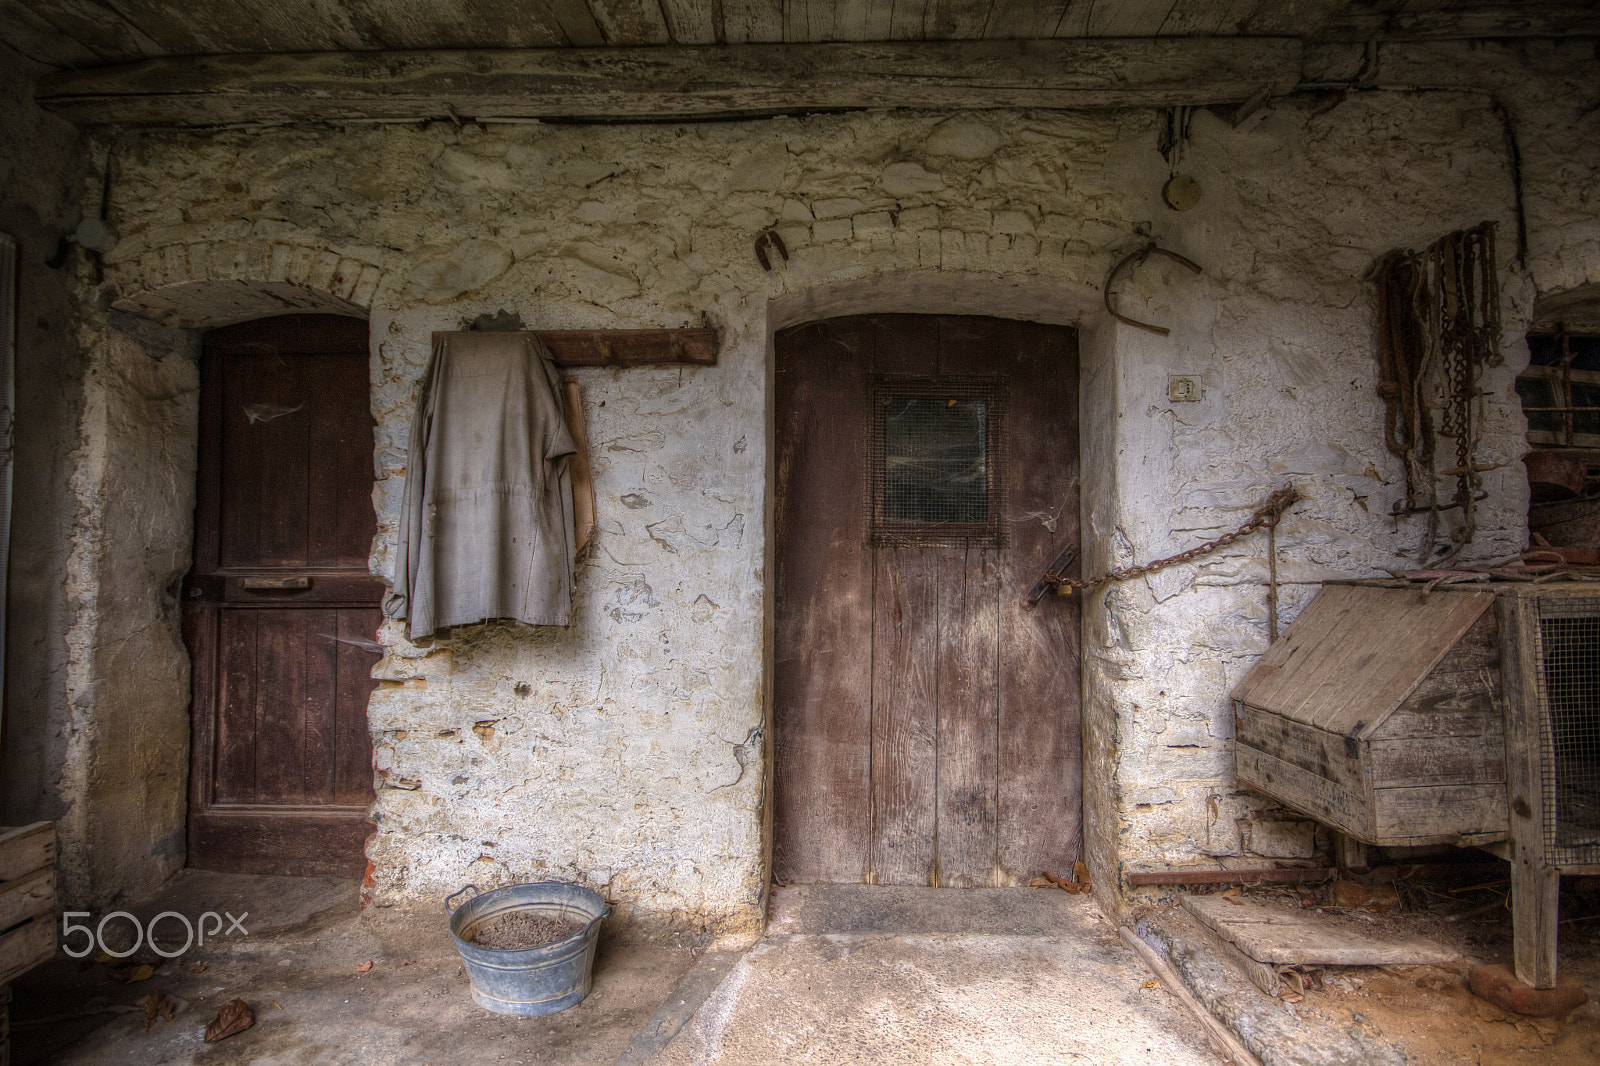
[34,37,1302,127]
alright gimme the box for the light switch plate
[1167,375,1202,402]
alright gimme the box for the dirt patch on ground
[468,911,587,949]
[1189,871,1600,1066]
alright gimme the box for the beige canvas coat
[385,331,576,638]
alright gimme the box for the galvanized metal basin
[446,881,610,1016]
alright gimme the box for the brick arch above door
[106,239,396,329]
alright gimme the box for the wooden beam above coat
[445,329,718,367]
[36,39,1303,127]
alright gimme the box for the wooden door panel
[213,609,259,805]
[935,547,1001,887]
[775,314,1081,888]
[772,322,875,884]
[994,321,1083,879]
[870,548,939,885]
[335,609,384,804]
[186,314,379,878]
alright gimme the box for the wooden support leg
[1334,832,1368,871]
[1512,855,1559,990]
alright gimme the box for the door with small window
[774,314,1081,887]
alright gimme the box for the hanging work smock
[385,331,576,638]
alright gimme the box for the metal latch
[241,576,312,590]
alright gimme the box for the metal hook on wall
[1102,241,1203,336]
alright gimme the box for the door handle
[241,576,312,590]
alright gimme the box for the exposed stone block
[812,218,853,243]
[881,161,944,197]
[852,212,893,238]
[812,197,866,220]
[924,118,1003,160]
[992,210,1035,234]
[943,207,992,231]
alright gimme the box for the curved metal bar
[1102,240,1203,336]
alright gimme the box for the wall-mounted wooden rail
[443,329,718,367]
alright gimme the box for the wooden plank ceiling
[4,0,1597,69]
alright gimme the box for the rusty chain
[1047,484,1301,595]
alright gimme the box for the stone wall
[39,40,1599,919]
[0,50,92,897]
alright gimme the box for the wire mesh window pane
[883,397,988,524]
[869,378,1004,547]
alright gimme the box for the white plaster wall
[60,325,198,904]
[81,41,1599,923]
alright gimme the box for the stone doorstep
[1132,907,1409,1066]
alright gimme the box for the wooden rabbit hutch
[1234,582,1600,989]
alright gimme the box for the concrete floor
[13,875,1221,1065]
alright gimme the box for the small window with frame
[869,377,1006,547]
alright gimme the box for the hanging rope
[1374,221,1502,567]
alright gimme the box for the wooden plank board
[1369,735,1505,789]
[1500,593,1559,988]
[1231,586,1495,739]
[1235,705,1367,794]
[720,0,783,42]
[921,0,995,38]
[1320,2,1600,41]
[1156,0,1263,35]
[772,319,875,884]
[659,0,718,43]
[935,547,1000,887]
[980,0,1075,39]
[334,608,382,805]
[0,824,55,883]
[1237,743,1370,840]
[36,39,1306,126]
[1085,0,1177,35]
[0,917,56,986]
[0,868,56,932]
[186,807,371,877]
[445,329,716,367]
[1183,895,1460,967]
[872,547,940,886]
[587,0,672,43]
[533,329,718,367]
[992,318,1081,884]
[1371,783,1508,840]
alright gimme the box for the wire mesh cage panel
[1534,595,1600,866]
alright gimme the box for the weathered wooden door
[183,315,380,877]
[774,315,1080,887]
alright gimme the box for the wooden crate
[0,823,56,988]
[1233,585,1507,848]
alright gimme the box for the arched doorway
[183,314,381,876]
[772,313,1082,887]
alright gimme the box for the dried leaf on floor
[139,991,175,1029]
[1030,876,1053,889]
[1219,886,1242,897]
[356,960,375,973]
[204,999,254,1043]
[110,962,158,982]
[190,961,209,974]
[1141,979,1161,990]
[1073,861,1091,887]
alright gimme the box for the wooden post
[1499,594,1559,989]
[1334,832,1368,871]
